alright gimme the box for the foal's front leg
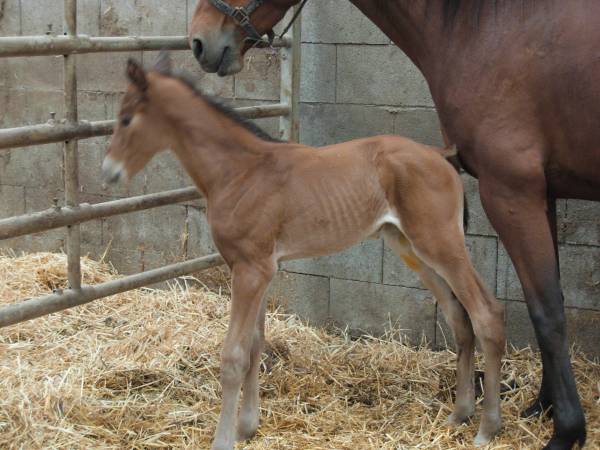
[237,299,267,441]
[212,261,275,450]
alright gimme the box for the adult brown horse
[189,1,600,449]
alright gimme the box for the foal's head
[189,0,301,75]
[102,54,178,184]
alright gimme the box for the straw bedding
[0,252,597,449]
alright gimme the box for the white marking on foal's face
[101,155,126,185]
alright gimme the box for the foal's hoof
[236,419,259,442]
[474,418,502,447]
[447,410,473,426]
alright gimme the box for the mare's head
[102,53,176,184]
[189,0,300,75]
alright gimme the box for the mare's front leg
[212,260,276,450]
[478,171,586,450]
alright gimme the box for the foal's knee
[221,345,250,386]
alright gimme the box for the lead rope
[278,0,309,39]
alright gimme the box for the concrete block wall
[268,0,600,357]
[1,1,599,356]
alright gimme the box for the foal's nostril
[192,39,204,61]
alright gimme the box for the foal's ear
[126,59,148,92]
[154,49,172,74]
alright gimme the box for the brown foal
[103,53,505,450]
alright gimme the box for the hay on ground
[0,252,597,449]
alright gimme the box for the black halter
[208,0,308,47]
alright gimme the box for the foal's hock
[103,53,505,450]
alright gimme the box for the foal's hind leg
[212,261,276,450]
[406,226,505,445]
[383,227,476,424]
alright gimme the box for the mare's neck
[161,90,273,197]
[348,0,446,72]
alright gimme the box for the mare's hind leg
[382,227,476,425]
[404,224,505,445]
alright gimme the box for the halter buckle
[231,7,251,27]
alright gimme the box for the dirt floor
[0,252,598,449]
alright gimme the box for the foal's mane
[155,67,280,143]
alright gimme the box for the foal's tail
[434,144,470,232]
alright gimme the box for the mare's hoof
[521,399,553,419]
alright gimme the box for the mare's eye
[121,116,132,127]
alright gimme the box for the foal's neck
[159,85,280,197]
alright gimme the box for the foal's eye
[120,116,132,127]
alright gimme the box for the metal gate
[0,0,301,327]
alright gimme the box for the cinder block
[300,44,336,103]
[77,51,143,93]
[0,185,25,218]
[103,247,142,275]
[234,49,281,101]
[383,235,498,294]
[103,204,187,259]
[299,103,394,147]
[0,144,64,191]
[100,0,186,36]
[301,0,389,44]
[336,45,434,107]
[497,243,600,310]
[0,0,21,36]
[330,278,436,343]
[392,107,444,147]
[504,300,537,350]
[185,204,217,258]
[20,0,63,35]
[558,245,600,310]
[78,0,101,36]
[267,271,330,327]
[2,56,63,92]
[563,200,600,246]
[461,175,497,237]
[0,89,64,127]
[283,239,383,284]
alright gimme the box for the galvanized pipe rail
[0,187,204,240]
[0,104,290,150]
[0,253,225,328]
[0,0,301,327]
[0,35,290,58]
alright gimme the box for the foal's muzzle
[102,156,124,185]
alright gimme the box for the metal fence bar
[0,187,204,240]
[0,253,225,328]
[0,35,290,58]
[63,0,81,290]
[279,5,302,142]
[0,104,290,150]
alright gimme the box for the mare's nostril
[192,39,204,61]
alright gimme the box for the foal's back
[268,135,462,261]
